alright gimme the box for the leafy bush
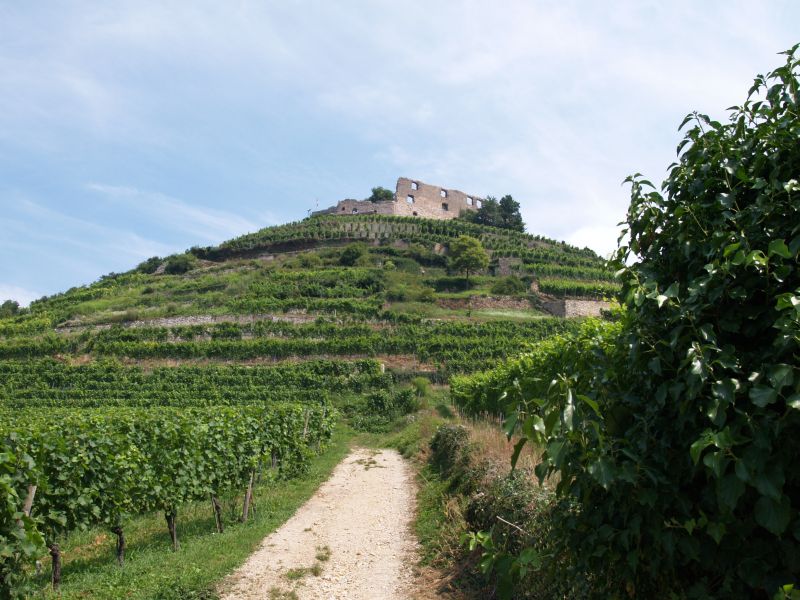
[457,47,800,598]
[490,276,527,296]
[411,376,431,399]
[164,253,197,275]
[136,256,162,274]
[431,276,474,292]
[339,243,367,266]
[415,287,436,303]
[429,424,471,477]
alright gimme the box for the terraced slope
[0,214,614,595]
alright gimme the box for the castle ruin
[312,177,482,221]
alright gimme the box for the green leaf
[588,457,616,489]
[754,465,785,501]
[767,364,794,391]
[750,385,778,407]
[706,521,726,544]
[768,239,791,258]
[755,495,791,535]
[717,474,745,511]
[690,431,714,464]
[577,394,601,418]
[510,438,528,471]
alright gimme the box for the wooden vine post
[241,469,255,522]
[211,494,224,533]
[165,511,179,551]
[110,525,126,566]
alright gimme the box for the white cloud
[86,183,261,243]
[14,199,177,260]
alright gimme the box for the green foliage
[164,253,197,275]
[366,186,394,203]
[462,195,524,232]
[0,448,46,597]
[537,277,619,298]
[136,256,162,274]
[410,376,431,399]
[344,388,419,432]
[0,300,20,319]
[490,276,527,296]
[454,47,800,598]
[0,359,386,408]
[448,236,489,280]
[498,196,525,232]
[0,318,580,376]
[0,403,334,593]
[430,276,474,292]
[339,243,367,266]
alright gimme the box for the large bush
[605,47,800,597]
[466,46,800,598]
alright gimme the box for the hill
[0,213,617,596]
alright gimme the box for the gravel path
[220,448,420,600]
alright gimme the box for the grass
[31,426,354,599]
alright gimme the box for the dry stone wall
[436,296,532,311]
[541,298,610,318]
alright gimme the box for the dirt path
[220,448,421,600]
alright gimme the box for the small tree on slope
[448,235,489,282]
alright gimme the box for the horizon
[1,1,798,305]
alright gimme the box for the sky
[1,1,798,306]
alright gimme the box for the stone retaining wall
[541,298,610,318]
[436,296,532,311]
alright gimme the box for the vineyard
[0,211,611,596]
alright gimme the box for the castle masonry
[312,177,482,221]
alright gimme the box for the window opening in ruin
[466,197,473,206]
[442,203,449,211]
[411,181,418,190]
[476,200,483,209]
[406,195,415,204]
[440,189,447,198]
[412,211,418,216]
[341,206,346,211]
[352,208,358,213]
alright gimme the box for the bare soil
[219,448,423,600]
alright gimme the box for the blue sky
[1,1,798,305]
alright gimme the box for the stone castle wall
[312,177,481,221]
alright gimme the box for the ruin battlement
[312,177,482,221]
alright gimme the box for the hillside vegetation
[0,213,611,597]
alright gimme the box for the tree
[448,235,489,281]
[463,196,501,227]
[366,186,394,203]
[462,195,524,231]
[0,299,20,318]
[498,195,525,232]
